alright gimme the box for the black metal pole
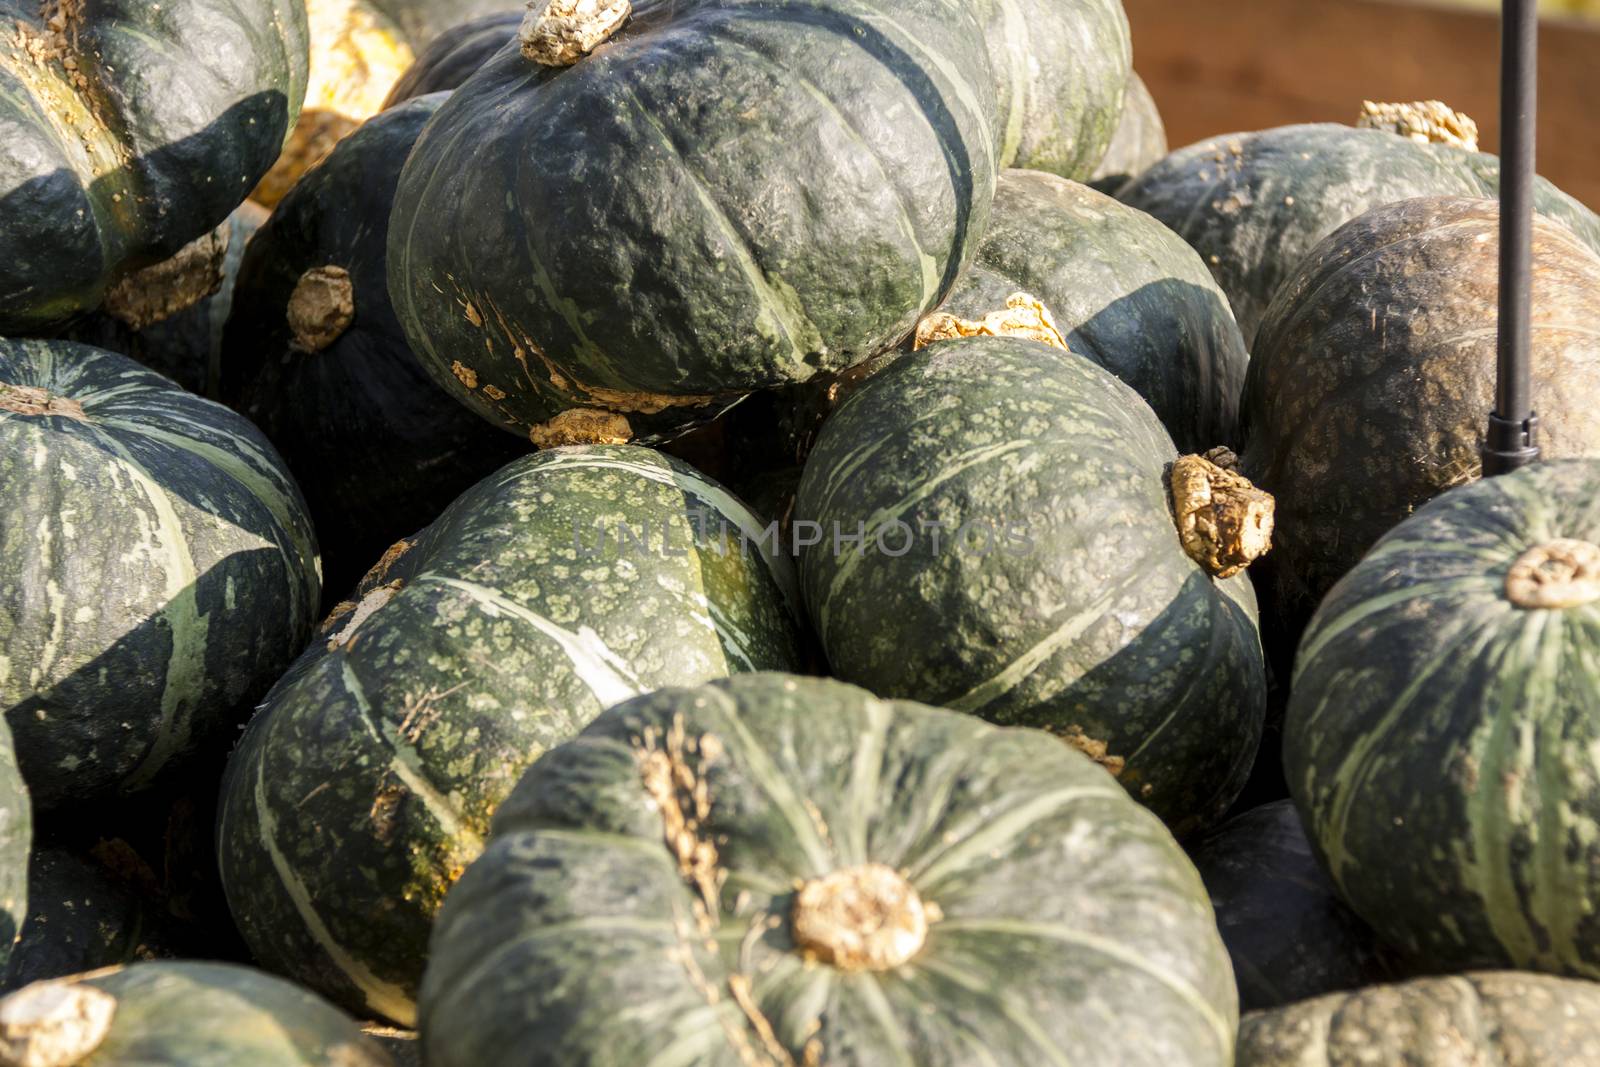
[1483,0,1540,476]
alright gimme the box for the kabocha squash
[0,962,393,1066]
[1236,973,1600,1066]
[388,0,1002,446]
[221,93,526,604]
[935,170,1248,452]
[1286,460,1600,979]
[1089,71,1166,194]
[1119,105,1600,344]
[0,341,320,811]
[381,10,518,106]
[1188,801,1390,1012]
[218,445,806,1024]
[795,336,1268,835]
[1242,197,1600,634]
[0,721,25,978]
[420,673,1238,1067]
[0,0,310,334]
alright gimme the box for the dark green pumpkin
[1187,800,1390,1012]
[0,961,393,1066]
[1286,459,1600,978]
[368,0,518,49]
[1241,197,1600,634]
[420,673,1237,1067]
[1119,120,1600,344]
[0,340,320,811]
[218,445,806,1024]
[0,0,309,334]
[0,719,26,977]
[1088,71,1166,194]
[220,93,527,605]
[1237,973,1600,1066]
[795,336,1265,835]
[381,10,519,107]
[387,0,1001,446]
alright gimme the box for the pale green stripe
[910,786,1124,887]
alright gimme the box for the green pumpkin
[380,10,519,107]
[1119,118,1600,344]
[0,340,320,811]
[795,336,1266,835]
[1287,459,1600,978]
[0,0,309,334]
[1088,71,1166,194]
[0,962,392,1066]
[1237,973,1600,1066]
[0,719,26,977]
[1242,197,1600,636]
[368,0,519,49]
[387,0,1001,446]
[218,445,806,1024]
[420,673,1237,1067]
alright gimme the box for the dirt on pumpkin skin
[1048,724,1127,778]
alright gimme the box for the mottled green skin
[0,0,309,333]
[1242,198,1600,636]
[1,962,393,1066]
[941,169,1248,452]
[1119,123,1600,345]
[795,337,1264,836]
[0,719,26,977]
[0,340,320,811]
[218,446,806,1025]
[1237,973,1600,1066]
[1188,801,1390,1013]
[381,10,518,107]
[2,847,173,993]
[1287,461,1600,979]
[421,673,1237,1067]
[388,0,1000,443]
[220,94,526,605]
[1088,71,1165,194]
[973,0,1128,178]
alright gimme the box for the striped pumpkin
[217,445,806,1024]
[0,717,26,977]
[420,673,1237,1067]
[1287,460,1600,978]
[0,340,320,811]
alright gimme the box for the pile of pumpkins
[2,0,1600,1063]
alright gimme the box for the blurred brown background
[1126,0,1600,209]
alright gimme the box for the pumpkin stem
[102,223,231,331]
[1505,539,1600,610]
[288,265,355,352]
[0,980,117,1067]
[791,864,933,972]
[0,383,86,422]
[528,407,634,448]
[1356,101,1480,151]
[913,292,1069,352]
[1169,450,1275,579]
[519,0,631,66]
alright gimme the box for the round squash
[221,93,527,604]
[1286,459,1600,979]
[387,0,1001,446]
[1241,196,1600,634]
[0,719,26,978]
[0,0,310,334]
[1089,71,1166,194]
[420,673,1237,1067]
[0,340,320,811]
[1119,110,1600,344]
[1188,800,1390,1012]
[795,336,1267,835]
[0,961,392,1066]
[1237,973,1600,1066]
[217,445,807,1024]
[381,10,519,107]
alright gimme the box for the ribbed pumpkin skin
[1119,124,1600,344]
[221,94,526,604]
[1237,973,1600,1067]
[0,962,394,1066]
[1242,197,1600,630]
[388,0,1000,444]
[0,340,320,811]
[0,720,26,977]
[1188,801,1389,1012]
[217,445,806,1025]
[0,0,309,333]
[1286,461,1600,978]
[1089,71,1165,194]
[796,337,1264,835]
[381,10,518,107]
[940,170,1247,452]
[421,673,1237,1067]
